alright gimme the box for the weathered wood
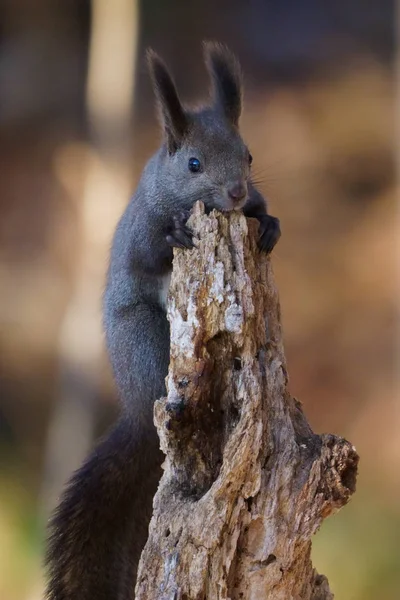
[135,201,358,600]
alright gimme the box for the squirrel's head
[147,42,252,213]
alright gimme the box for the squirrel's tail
[45,416,162,600]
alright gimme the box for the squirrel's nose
[228,182,247,203]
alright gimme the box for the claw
[257,215,281,254]
[167,212,195,250]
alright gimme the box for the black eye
[248,152,253,166]
[188,157,201,173]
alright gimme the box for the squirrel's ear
[147,49,188,153]
[203,41,243,127]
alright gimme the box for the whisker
[251,172,282,184]
[270,249,282,261]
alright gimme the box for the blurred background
[0,1,397,598]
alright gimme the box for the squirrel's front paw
[166,212,194,250]
[257,214,281,254]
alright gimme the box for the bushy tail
[45,417,162,600]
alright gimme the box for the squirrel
[45,42,280,600]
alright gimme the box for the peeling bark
[135,202,358,600]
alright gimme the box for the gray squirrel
[45,42,280,600]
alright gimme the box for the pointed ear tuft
[203,41,243,127]
[147,49,188,152]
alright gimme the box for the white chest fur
[159,272,172,310]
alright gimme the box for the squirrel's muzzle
[228,181,247,204]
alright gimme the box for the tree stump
[135,201,359,600]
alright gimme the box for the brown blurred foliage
[0,1,398,599]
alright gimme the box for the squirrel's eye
[248,153,253,166]
[188,157,201,173]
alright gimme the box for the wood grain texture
[135,202,358,600]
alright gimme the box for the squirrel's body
[46,43,280,599]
